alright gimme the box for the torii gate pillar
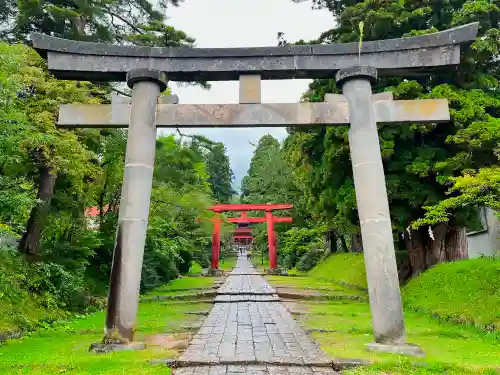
[211,219,221,270]
[336,66,420,356]
[104,69,167,345]
[265,211,277,270]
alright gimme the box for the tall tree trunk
[326,230,337,253]
[351,233,363,253]
[445,227,468,261]
[340,235,349,253]
[19,166,57,258]
[404,229,426,277]
[426,223,448,268]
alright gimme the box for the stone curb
[277,292,365,302]
[140,292,217,302]
[213,299,281,303]
[216,292,276,296]
[153,358,368,371]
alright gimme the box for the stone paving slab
[175,255,333,375]
[219,275,276,295]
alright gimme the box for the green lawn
[308,300,500,373]
[145,277,218,297]
[266,275,366,297]
[268,262,500,375]
[0,277,216,375]
[188,257,237,274]
[218,256,237,271]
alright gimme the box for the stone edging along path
[164,255,363,375]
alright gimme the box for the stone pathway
[174,255,338,374]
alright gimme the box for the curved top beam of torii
[30,23,478,82]
[209,203,293,212]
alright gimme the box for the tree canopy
[283,0,500,276]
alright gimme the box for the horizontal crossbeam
[228,217,293,223]
[233,235,253,239]
[210,204,293,212]
[31,23,478,81]
[58,99,449,128]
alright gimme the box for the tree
[241,135,297,204]
[286,0,500,276]
[12,0,191,47]
[0,43,100,258]
[206,142,235,203]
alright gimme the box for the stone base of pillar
[204,268,223,276]
[365,342,425,357]
[89,342,146,354]
[266,268,288,276]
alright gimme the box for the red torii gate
[209,204,293,270]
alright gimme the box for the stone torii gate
[209,204,293,271]
[31,22,478,354]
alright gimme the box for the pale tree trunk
[351,233,363,253]
[426,223,448,268]
[19,166,57,258]
[404,229,426,277]
[445,227,468,261]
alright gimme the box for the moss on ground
[0,277,219,375]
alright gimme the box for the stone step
[214,294,280,303]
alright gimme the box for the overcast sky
[162,0,333,189]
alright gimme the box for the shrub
[280,226,328,269]
[297,247,326,271]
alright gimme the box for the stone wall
[467,207,500,258]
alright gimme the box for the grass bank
[404,257,500,331]
[0,276,218,375]
[307,254,500,331]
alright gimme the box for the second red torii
[208,204,293,270]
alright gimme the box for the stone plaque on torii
[31,22,478,355]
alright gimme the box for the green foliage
[11,0,192,48]
[280,226,328,270]
[404,257,500,331]
[0,42,216,334]
[284,0,500,274]
[0,249,67,333]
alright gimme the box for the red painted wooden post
[266,211,277,270]
[212,220,221,269]
[211,231,218,269]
